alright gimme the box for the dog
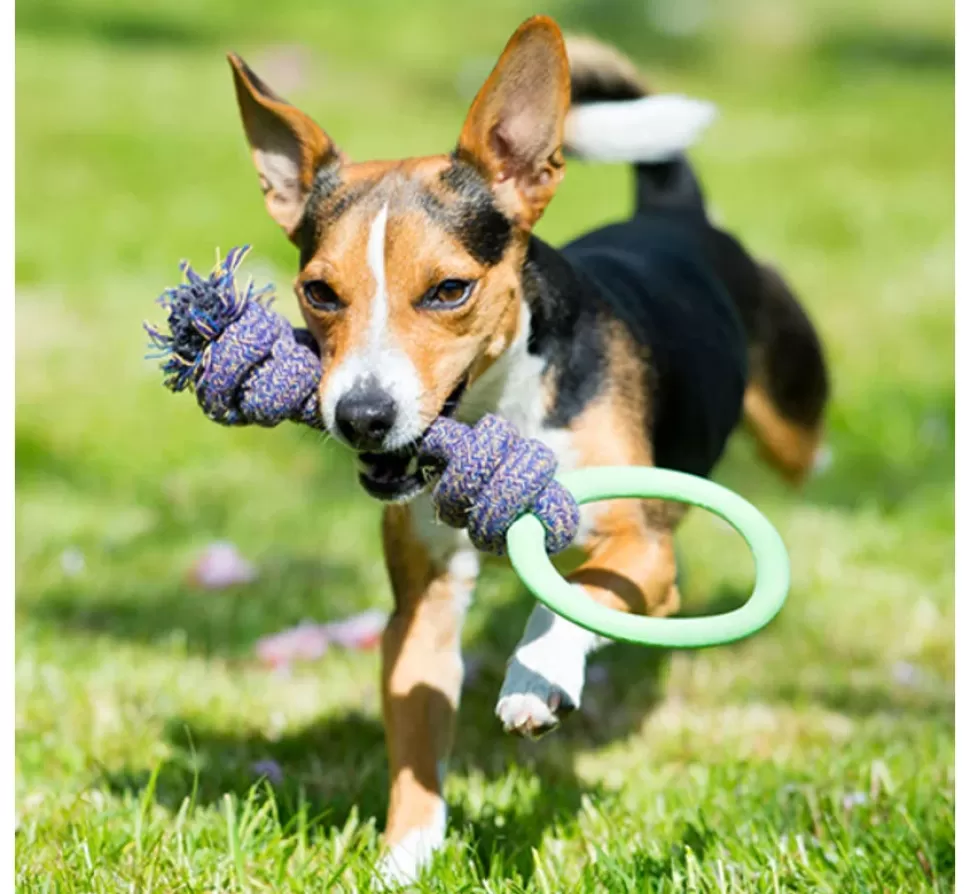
[227,15,829,884]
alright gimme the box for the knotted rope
[146,247,579,556]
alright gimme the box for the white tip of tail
[564,95,718,164]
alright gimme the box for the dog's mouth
[356,376,467,503]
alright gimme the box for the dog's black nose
[334,382,397,449]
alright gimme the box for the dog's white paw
[496,680,576,737]
[376,807,446,889]
[496,602,602,738]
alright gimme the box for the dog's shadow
[101,579,729,883]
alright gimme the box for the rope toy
[147,247,791,648]
[145,247,579,556]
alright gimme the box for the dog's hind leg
[742,262,830,484]
[701,222,830,485]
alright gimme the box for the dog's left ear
[457,16,570,229]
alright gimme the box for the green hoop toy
[505,467,790,649]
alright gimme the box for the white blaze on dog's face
[227,18,571,498]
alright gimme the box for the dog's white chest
[411,305,597,562]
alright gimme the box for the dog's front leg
[377,501,477,886]
[496,499,679,738]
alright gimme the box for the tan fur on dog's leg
[569,504,680,618]
[743,382,823,485]
[567,387,681,619]
[377,504,473,885]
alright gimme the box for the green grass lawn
[15,0,954,889]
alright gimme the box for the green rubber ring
[505,466,790,649]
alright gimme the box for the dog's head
[229,17,569,500]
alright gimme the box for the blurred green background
[16,0,954,890]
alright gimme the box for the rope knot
[421,416,580,556]
[145,246,324,429]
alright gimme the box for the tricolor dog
[228,16,829,884]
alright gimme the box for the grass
[15,0,954,890]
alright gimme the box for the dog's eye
[419,279,475,310]
[302,280,344,312]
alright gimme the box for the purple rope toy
[146,247,580,556]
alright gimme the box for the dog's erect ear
[228,53,339,238]
[457,16,570,229]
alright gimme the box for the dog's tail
[563,35,714,213]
